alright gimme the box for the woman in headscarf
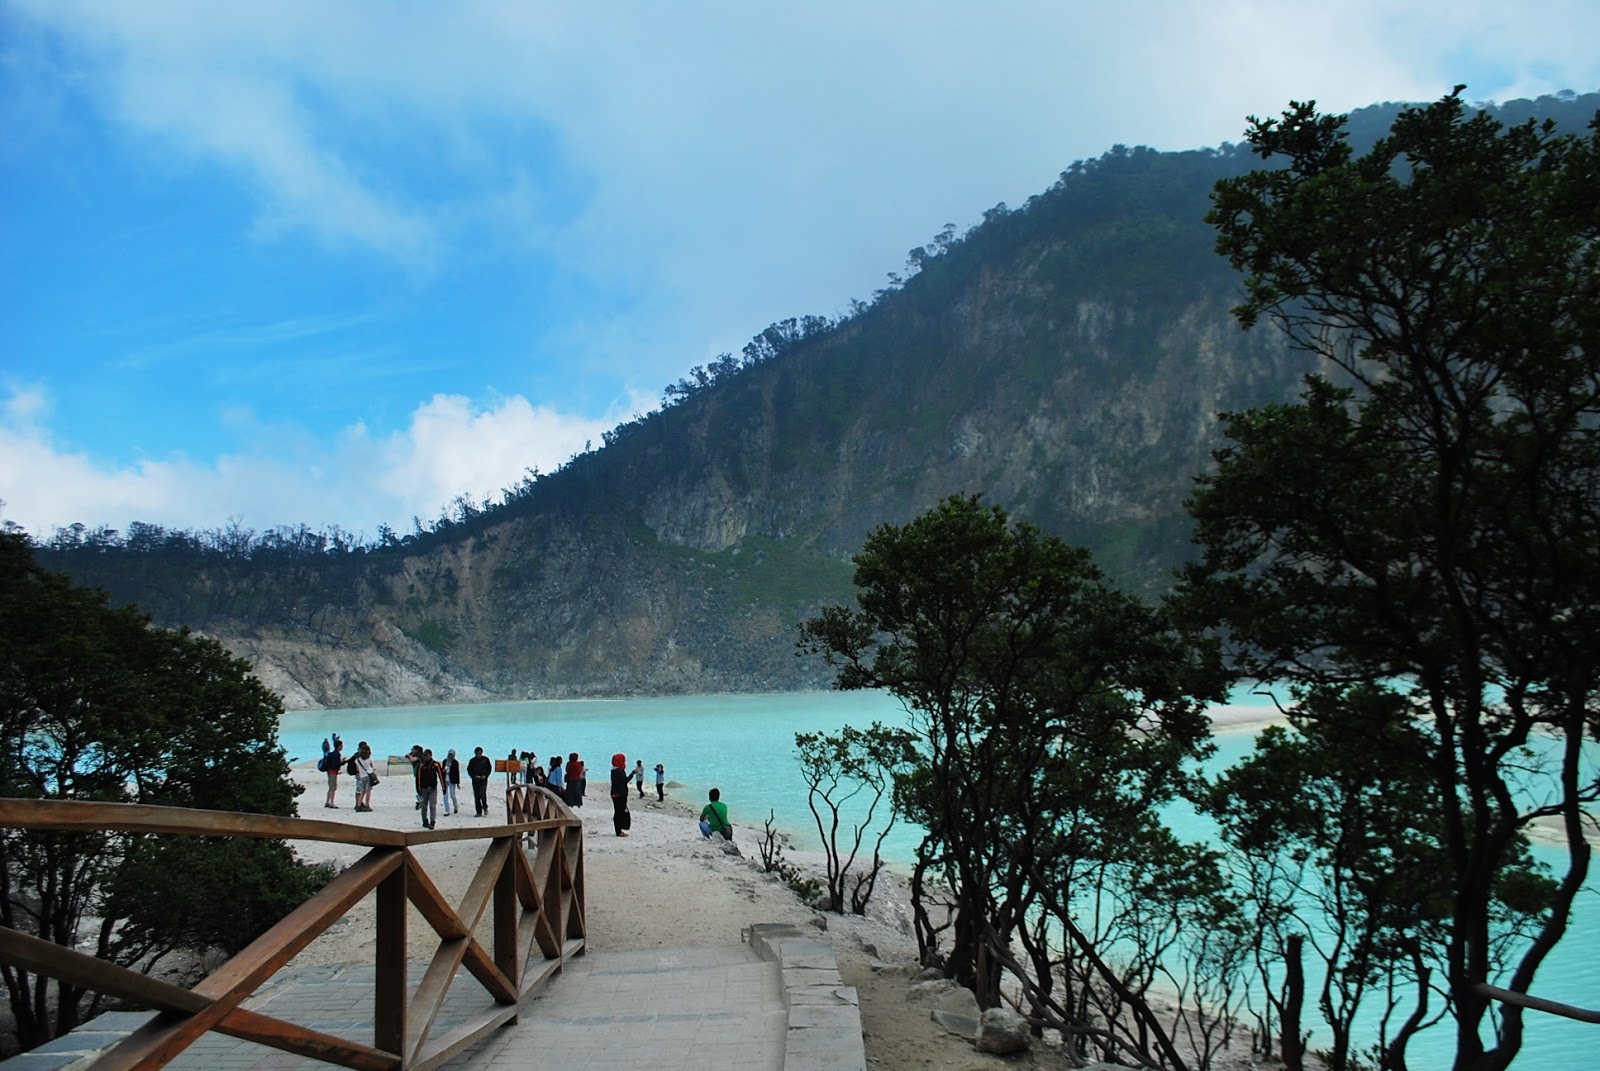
[609,753,631,837]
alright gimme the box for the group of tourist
[314,736,719,839]
[397,744,499,825]
[394,744,463,828]
[510,750,666,806]
[316,733,380,813]
[601,756,729,842]
[511,750,589,807]
[629,758,668,802]
[316,736,468,827]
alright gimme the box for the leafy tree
[1184,88,1600,1071]
[1021,778,1250,1070]
[794,722,917,915]
[0,533,329,1053]
[1209,684,1553,1070]
[799,495,1228,1051]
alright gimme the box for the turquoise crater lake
[280,690,1598,1071]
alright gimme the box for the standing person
[547,755,565,800]
[566,752,586,807]
[654,763,665,802]
[633,759,645,797]
[353,741,377,812]
[699,787,732,841]
[417,748,444,829]
[609,753,631,837]
[442,748,461,816]
[468,747,493,817]
[408,744,424,810]
[322,736,344,808]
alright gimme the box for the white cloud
[17,1,449,265]
[7,0,1600,539]
[0,384,649,542]
[366,391,640,527]
[1,389,210,536]
[27,1,1600,328]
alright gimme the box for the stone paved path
[6,925,871,1071]
[461,946,785,1070]
[8,947,786,1071]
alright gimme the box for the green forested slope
[38,92,1599,706]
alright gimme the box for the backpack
[316,752,330,772]
[345,756,359,775]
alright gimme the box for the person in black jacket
[417,748,444,829]
[322,736,344,809]
[467,746,493,817]
[407,744,424,810]
[609,753,631,837]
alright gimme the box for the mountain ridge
[36,92,1600,708]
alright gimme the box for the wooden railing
[1473,982,1600,1025]
[0,785,584,1071]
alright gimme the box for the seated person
[699,787,732,841]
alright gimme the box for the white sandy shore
[1206,702,1290,733]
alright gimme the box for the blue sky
[4,1,1599,542]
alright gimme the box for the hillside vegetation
[33,91,1600,708]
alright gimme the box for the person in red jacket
[566,752,586,807]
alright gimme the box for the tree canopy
[1183,88,1600,1071]
[801,495,1231,1067]
[0,532,328,1053]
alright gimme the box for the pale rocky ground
[288,762,1140,1071]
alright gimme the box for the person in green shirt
[699,787,732,841]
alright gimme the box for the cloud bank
[1,383,647,541]
[5,0,1599,540]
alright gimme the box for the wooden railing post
[566,827,586,945]
[375,859,408,1063]
[494,838,518,1009]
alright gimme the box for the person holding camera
[407,744,424,810]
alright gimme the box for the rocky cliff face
[48,95,1600,707]
[48,144,1314,708]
